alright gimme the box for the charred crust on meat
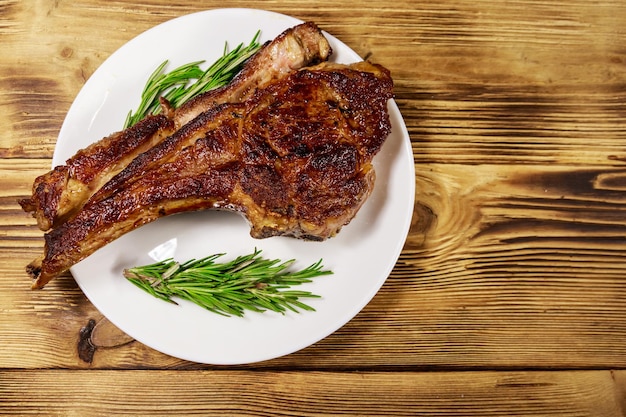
[26,262,42,282]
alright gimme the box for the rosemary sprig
[123,249,333,317]
[124,31,262,128]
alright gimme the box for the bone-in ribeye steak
[22,25,394,290]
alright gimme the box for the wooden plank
[1,1,625,164]
[2,159,626,369]
[399,83,626,166]
[0,369,624,416]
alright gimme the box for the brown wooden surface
[1,0,626,415]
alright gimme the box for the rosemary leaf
[123,249,332,317]
[124,31,262,128]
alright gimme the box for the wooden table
[2,1,625,415]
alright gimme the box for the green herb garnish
[124,31,262,128]
[123,249,332,317]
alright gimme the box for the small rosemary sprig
[124,31,262,128]
[123,249,332,317]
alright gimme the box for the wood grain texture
[0,370,624,416]
[2,163,626,369]
[1,0,626,414]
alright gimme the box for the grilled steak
[27,60,393,289]
[20,22,331,231]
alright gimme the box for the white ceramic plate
[53,8,415,364]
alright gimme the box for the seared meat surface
[19,115,174,231]
[27,61,393,289]
[20,22,331,231]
